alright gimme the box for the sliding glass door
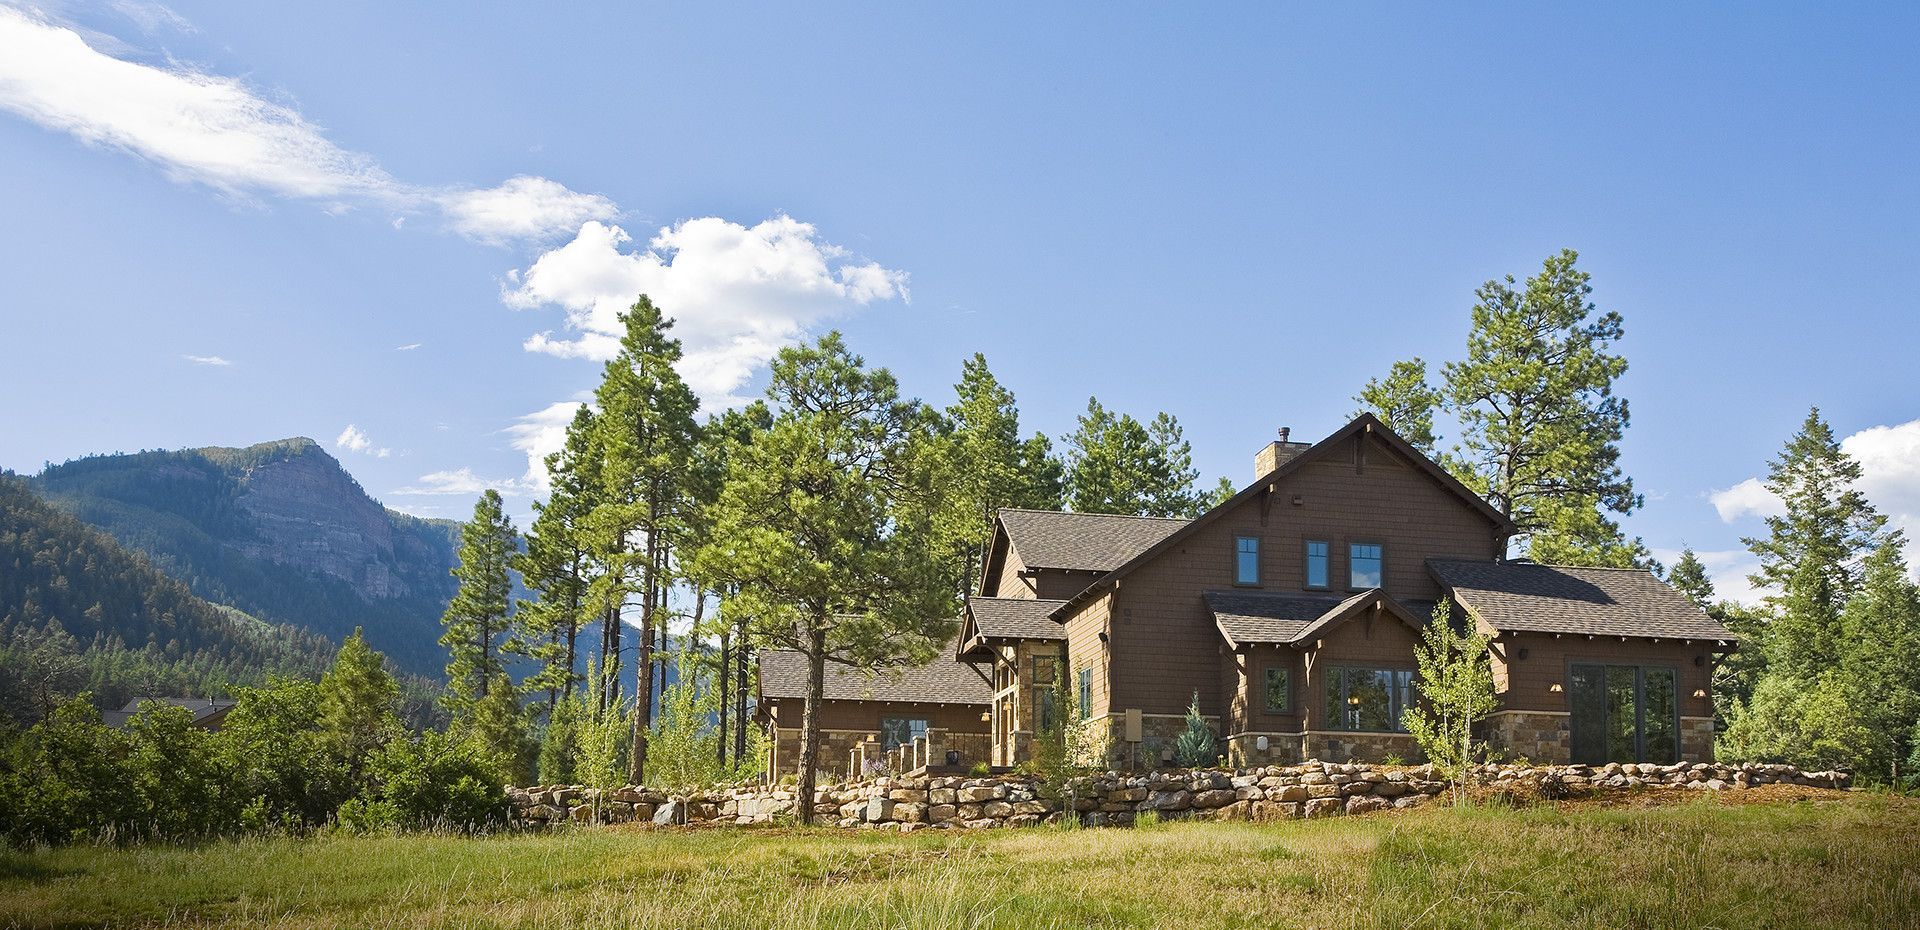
[1569,663,1677,765]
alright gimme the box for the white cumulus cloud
[502,399,589,494]
[334,424,390,458]
[1708,477,1782,523]
[506,217,909,405]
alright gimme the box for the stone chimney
[1255,427,1313,478]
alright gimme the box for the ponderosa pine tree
[687,333,952,824]
[1062,398,1206,518]
[1352,357,1441,453]
[1667,548,1767,722]
[510,404,600,716]
[937,354,1065,596]
[1441,249,1649,568]
[440,490,517,716]
[586,297,701,786]
[1742,407,1886,680]
[466,672,532,786]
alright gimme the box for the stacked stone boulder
[508,760,1851,830]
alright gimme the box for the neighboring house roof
[104,697,237,730]
[1053,415,1516,619]
[1427,559,1733,642]
[1207,588,1424,648]
[758,649,991,706]
[967,596,1068,642]
[996,508,1188,573]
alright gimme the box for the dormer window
[1350,542,1383,589]
[1234,536,1260,585]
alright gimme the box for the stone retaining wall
[508,760,1851,831]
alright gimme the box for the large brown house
[758,415,1730,779]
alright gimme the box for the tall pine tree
[1442,249,1648,567]
[510,404,599,715]
[586,297,702,786]
[687,333,952,824]
[440,489,517,716]
[1352,357,1441,453]
[1062,397,1206,518]
[937,354,1064,596]
[1743,407,1886,679]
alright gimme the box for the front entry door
[1569,664,1678,765]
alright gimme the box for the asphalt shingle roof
[967,596,1067,641]
[1427,559,1732,641]
[997,508,1188,573]
[1204,590,1348,645]
[758,649,991,705]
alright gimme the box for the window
[1305,540,1329,589]
[880,717,928,749]
[1234,536,1261,585]
[1349,543,1383,589]
[1031,654,1057,685]
[1264,667,1291,712]
[1035,687,1057,732]
[1323,667,1414,732]
[1077,668,1092,721]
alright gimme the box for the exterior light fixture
[1348,694,1362,706]
[1517,647,1530,660]
[1549,683,1564,693]
[1692,689,1708,699]
[1255,736,1269,751]
[979,711,991,722]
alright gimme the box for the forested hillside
[30,438,461,674]
[0,474,335,724]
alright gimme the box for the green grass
[2,795,1916,929]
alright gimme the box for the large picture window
[880,717,928,749]
[1234,536,1260,585]
[1349,543,1383,589]
[1323,667,1414,732]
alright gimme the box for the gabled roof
[1053,415,1517,619]
[995,508,1189,574]
[1207,588,1425,649]
[967,596,1068,642]
[1428,558,1732,642]
[758,649,991,706]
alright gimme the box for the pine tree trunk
[733,608,749,764]
[797,619,828,826]
[716,621,730,768]
[631,535,658,786]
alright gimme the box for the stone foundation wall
[509,760,1849,831]
[1680,717,1715,763]
[1488,712,1572,762]
[1301,731,1419,764]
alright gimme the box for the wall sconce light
[1516,647,1530,660]
[1549,683,1564,693]
[1693,655,1705,667]
[979,710,991,723]
[1291,494,1304,506]
[1348,694,1362,706]
[1692,689,1708,699]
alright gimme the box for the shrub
[0,696,134,845]
[346,730,508,832]
[1173,692,1215,768]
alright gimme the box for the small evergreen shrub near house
[1173,692,1216,768]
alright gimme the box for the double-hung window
[1234,536,1260,585]
[1304,540,1330,588]
[1349,543,1383,589]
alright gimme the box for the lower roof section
[758,648,990,706]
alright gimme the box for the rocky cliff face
[222,442,452,601]
[32,438,462,673]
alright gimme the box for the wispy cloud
[334,424,391,458]
[0,5,611,240]
[394,342,421,351]
[390,467,511,496]
[181,353,231,366]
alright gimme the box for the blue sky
[2,3,1917,602]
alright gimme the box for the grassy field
[2,793,1916,929]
